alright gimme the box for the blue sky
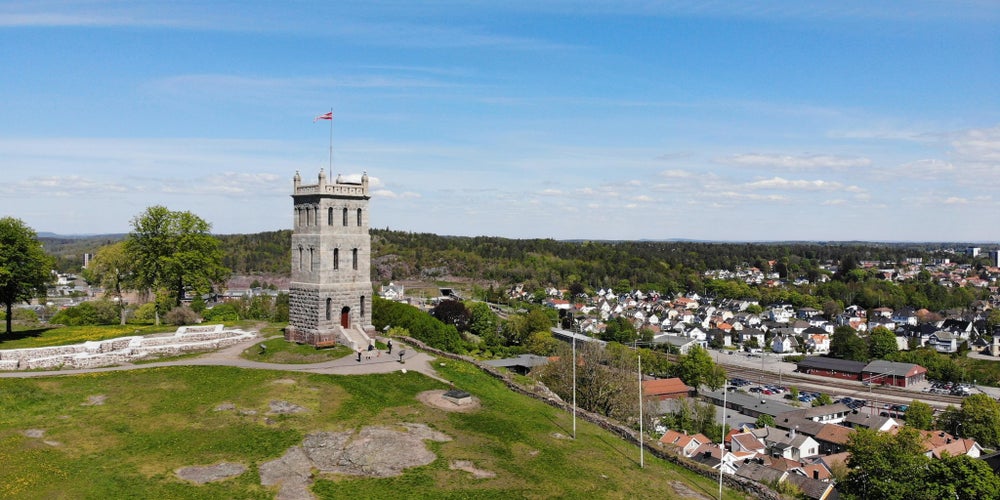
[2,1,999,241]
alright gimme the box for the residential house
[689,444,748,475]
[653,334,704,354]
[921,430,984,459]
[378,282,405,301]
[804,332,831,354]
[752,427,820,461]
[658,430,711,457]
[843,412,899,432]
[928,331,962,353]
[737,328,765,349]
[813,424,854,454]
[892,307,918,326]
[730,432,766,455]
[771,334,799,354]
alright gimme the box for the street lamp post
[719,378,727,500]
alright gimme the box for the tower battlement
[293,169,369,199]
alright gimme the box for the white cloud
[373,189,420,199]
[944,197,969,205]
[951,126,1000,163]
[659,169,696,178]
[743,177,862,192]
[727,153,872,169]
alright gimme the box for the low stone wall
[398,336,782,500]
[0,326,257,371]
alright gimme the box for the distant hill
[39,229,984,293]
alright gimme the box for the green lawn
[0,324,176,349]
[240,336,354,364]
[0,360,749,499]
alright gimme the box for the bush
[49,300,118,326]
[13,308,39,323]
[203,303,240,322]
[164,306,200,326]
[131,302,157,323]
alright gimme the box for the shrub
[203,303,240,322]
[49,300,118,326]
[131,302,157,323]
[164,306,200,326]
[13,308,39,323]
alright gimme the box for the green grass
[0,324,177,349]
[0,360,749,499]
[239,337,354,364]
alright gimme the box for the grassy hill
[0,357,748,499]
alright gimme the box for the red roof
[642,378,693,397]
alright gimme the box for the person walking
[387,339,393,355]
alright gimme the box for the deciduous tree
[83,242,133,324]
[831,326,868,361]
[124,206,228,324]
[673,346,726,391]
[904,400,934,430]
[0,218,53,334]
[868,326,898,360]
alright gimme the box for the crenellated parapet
[293,169,369,199]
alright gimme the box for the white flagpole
[639,354,644,468]
[572,334,577,439]
[328,108,334,171]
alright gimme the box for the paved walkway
[0,334,449,384]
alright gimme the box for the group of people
[356,338,395,362]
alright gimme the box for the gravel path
[0,334,447,383]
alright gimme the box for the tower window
[326,298,332,321]
[309,247,314,271]
[360,295,366,318]
[352,248,358,270]
[357,208,362,226]
[343,207,348,226]
[297,246,303,271]
[328,207,333,226]
[333,248,339,270]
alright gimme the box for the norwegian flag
[313,111,333,122]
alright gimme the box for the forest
[41,229,994,314]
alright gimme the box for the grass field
[0,324,176,349]
[0,356,748,499]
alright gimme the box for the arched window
[342,207,348,226]
[352,248,358,270]
[325,298,332,321]
[297,208,303,227]
[309,247,314,271]
[357,208,362,226]
[360,295,366,318]
[297,246,303,270]
[306,207,312,227]
[328,207,333,226]
[333,248,339,270]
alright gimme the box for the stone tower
[285,169,373,350]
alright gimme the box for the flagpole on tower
[328,108,334,171]
[313,110,335,170]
